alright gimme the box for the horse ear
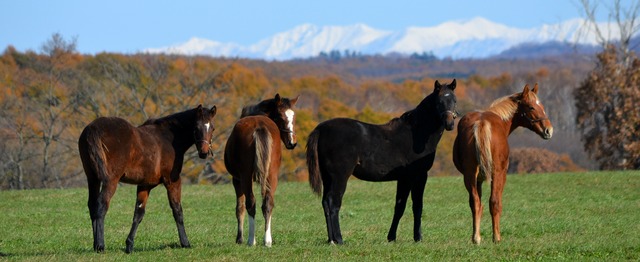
[450,79,457,90]
[532,83,539,94]
[290,95,300,107]
[210,105,217,116]
[521,84,531,99]
[434,80,442,93]
[275,93,282,105]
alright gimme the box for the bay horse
[78,105,218,253]
[224,94,299,247]
[452,83,553,244]
[307,80,458,244]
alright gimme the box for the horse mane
[240,96,297,118]
[486,93,520,121]
[141,108,196,128]
[386,92,435,127]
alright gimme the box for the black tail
[306,129,322,195]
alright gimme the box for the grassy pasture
[0,171,638,261]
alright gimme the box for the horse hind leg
[322,174,348,245]
[232,178,246,244]
[490,172,506,243]
[243,180,257,246]
[86,177,101,252]
[465,168,483,244]
[94,181,118,252]
[261,183,276,247]
[125,185,153,253]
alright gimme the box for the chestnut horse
[224,94,298,247]
[453,84,553,244]
[307,80,458,244]
[78,105,217,253]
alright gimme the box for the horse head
[269,94,299,150]
[434,79,458,131]
[194,104,218,158]
[516,83,553,140]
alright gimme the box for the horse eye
[529,106,535,111]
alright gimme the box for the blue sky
[0,0,606,54]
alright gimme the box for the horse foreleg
[243,181,257,246]
[232,178,245,244]
[490,173,505,243]
[95,181,118,253]
[125,185,153,253]
[387,178,412,242]
[410,174,428,242]
[165,181,191,248]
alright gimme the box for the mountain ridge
[145,17,616,60]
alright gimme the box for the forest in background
[0,37,593,189]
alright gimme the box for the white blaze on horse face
[285,109,295,141]
[204,122,211,132]
[248,215,256,246]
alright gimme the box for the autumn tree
[574,0,640,169]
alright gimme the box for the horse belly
[353,163,401,182]
[119,154,164,185]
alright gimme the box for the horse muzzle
[197,140,212,159]
[541,126,553,140]
[285,141,297,150]
[442,110,457,131]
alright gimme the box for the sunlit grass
[0,171,638,261]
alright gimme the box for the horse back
[79,117,169,185]
[313,118,416,181]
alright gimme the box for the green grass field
[1,171,638,261]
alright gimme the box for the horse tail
[253,126,273,195]
[473,120,493,182]
[79,126,110,182]
[306,129,322,195]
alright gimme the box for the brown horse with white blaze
[224,94,298,247]
[78,105,217,253]
[453,83,552,244]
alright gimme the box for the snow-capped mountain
[145,17,616,60]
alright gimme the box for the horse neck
[410,94,440,128]
[241,104,265,118]
[485,95,522,136]
[156,109,197,151]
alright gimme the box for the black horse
[306,80,457,244]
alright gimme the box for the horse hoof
[94,244,105,253]
[265,242,272,247]
[472,237,482,245]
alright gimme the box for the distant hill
[493,41,600,59]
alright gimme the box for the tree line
[2,27,637,189]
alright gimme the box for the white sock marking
[248,215,256,246]
[265,215,272,247]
